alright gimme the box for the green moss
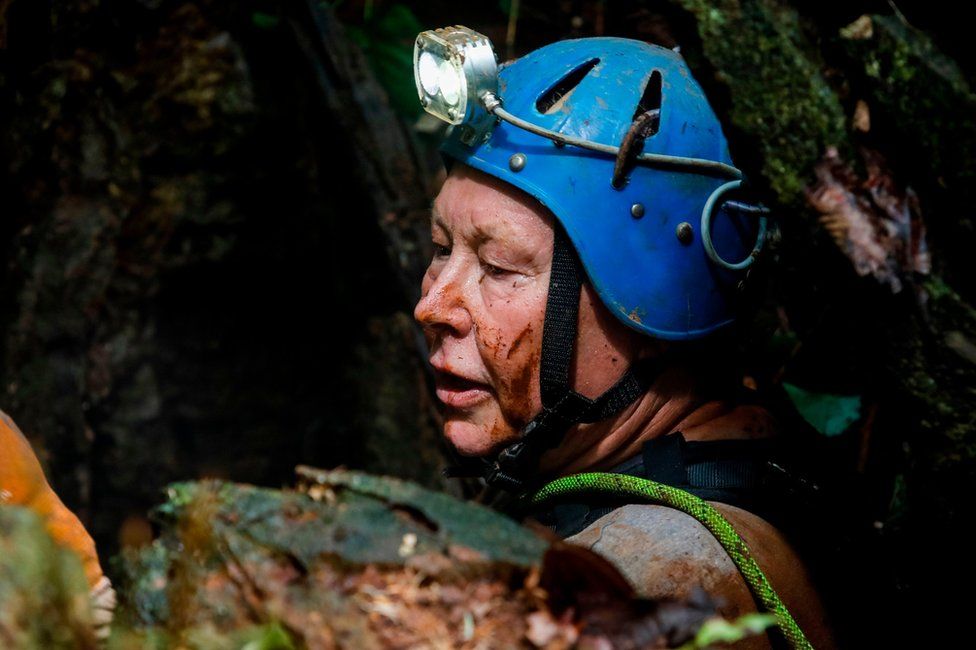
[842,14,976,194]
[672,0,847,208]
[925,277,976,323]
[116,475,547,641]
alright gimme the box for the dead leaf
[806,146,930,296]
[840,15,874,40]
[853,100,871,132]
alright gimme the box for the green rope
[529,472,813,650]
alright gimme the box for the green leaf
[782,382,862,437]
[240,623,296,650]
[251,12,280,30]
[348,4,425,119]
[678,613,777,649]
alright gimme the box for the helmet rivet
[676,222,694,244]
[630,203,645,219]
[509,153,527,172]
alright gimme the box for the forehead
[432,164,554,242]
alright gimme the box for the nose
[414,263,473,338]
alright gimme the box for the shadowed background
[1,0,973,645]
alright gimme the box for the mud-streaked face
[413,164,553,456]
[415,163,649,461]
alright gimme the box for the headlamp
[413,26,749,185]
[413,26,498,146]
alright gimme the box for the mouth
[432,368,492,409]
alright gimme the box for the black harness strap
[539,220,583,407]
[487,226,655,491]
[531,432,785,539]
[444,225,656,492]
[641,433,775,510]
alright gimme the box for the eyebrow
[431,204,463,239]
[430,204,506,246]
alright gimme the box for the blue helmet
[439,37,764,341]
[421,32,767,489]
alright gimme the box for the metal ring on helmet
[702,180,769,271]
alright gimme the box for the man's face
[413,164,553,457]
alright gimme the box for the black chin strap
[444,225,657,493]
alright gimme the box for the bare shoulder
[567,503,836,649]
[566,504,754,611]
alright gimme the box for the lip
[431,368,492,409]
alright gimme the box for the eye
[482,261,511,277]
[432,242,451,259]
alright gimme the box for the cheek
[440,318,542,457]
[479,319,544,430]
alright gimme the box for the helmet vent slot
[536,58,601,115]
[612,70,664,189]
[632,70,662,136]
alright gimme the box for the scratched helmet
[436,35,766,338]
[416,30,768,488]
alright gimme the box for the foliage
[782,382,861,437]
[0,506,96,649]
[345,4,425,119]
[678,613,776,649]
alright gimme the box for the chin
[443,419,515,458]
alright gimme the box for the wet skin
[413,163,647,460]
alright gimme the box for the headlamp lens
[437,60,461,106]
[417,51,441,96]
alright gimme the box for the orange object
[0,409,104,587]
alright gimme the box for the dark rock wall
[0,0,444,561]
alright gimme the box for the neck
[536,364,776,478]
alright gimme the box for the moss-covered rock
[671,0,847,208]
[113,471,547,647]
[840,14,976,198]
[112,471,733,648]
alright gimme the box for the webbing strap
[538,226,649,423]
[539,223,582,406]
[643,433,773,490]
[482,226,654,491]
[527,432,785,539]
